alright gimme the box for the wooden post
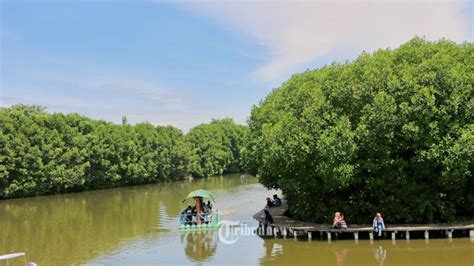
[273,227,278,238]
[470,230,474,237]
[405,231,410,240]
[354,232,359,240]
[308,232,312,241]
[391,232,396,240]
[294,230,298,240]
[283,228,287,238]
[369,232,374,240]
[424,230,429,239]
[327,232,332,242]
[194,197,202,224]
[447,230,453,239]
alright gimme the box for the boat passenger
[183,205,193,225]
[272,194,282,206]
[191,206,197,224]
[373,213,385,237]
[333,212,348,229]
[201,202,210,224]
[266,197,274,208]
[207,200,212,210]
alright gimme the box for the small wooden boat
[178,189,220,230]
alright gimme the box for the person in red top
[266,197,274,207]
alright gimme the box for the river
[1,174,473,265]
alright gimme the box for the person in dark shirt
[272,194,282,206]
[263,209,274,225]
[182,205,193,225]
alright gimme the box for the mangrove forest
[244,38,473,224]
[0,106,248,198]
[1,38,472,225]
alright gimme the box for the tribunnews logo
[218,220,270,245]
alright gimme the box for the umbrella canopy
[182,189,215,203]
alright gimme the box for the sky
[1,0,472,131]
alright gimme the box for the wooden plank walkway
[253,201,474,241]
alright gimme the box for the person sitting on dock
[333,212,347,229]
[373,213,385,237]
[263,209,274,225]
[272,194,281,206]
[266,197,274,208]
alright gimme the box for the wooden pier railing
[253,201,474,241]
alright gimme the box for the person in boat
[201,202,210,224]
[183,205,193,225]
[333,212,348,229]
[373,213,385,238]
[263,209,274,225]
[266,197,274,208]
[272,194,281,206]
[207,200,212,210]
[191,205,197,224]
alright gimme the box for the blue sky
[1,1,472,130]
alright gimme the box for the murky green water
[1,174,473,265]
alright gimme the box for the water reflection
[373,246,387,266]
[181,231,218,262]
[1,174,473,265]
[259,238,473,266]
[0,174,270,265]
[334,248,348,266]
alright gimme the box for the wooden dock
[253,201,474,242]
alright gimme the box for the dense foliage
[187,119,248,177]
[244,38,473,223]
[0,106,247,198]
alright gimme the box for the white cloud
[180,0,472,82]
[24,69,186,110]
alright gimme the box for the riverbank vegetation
[0,105,247,198]
[187,119,248,177]
[244,38,473,224]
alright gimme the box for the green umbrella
[182,189,215,203]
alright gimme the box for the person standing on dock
[373,213,385,237]
[263,209,274,225]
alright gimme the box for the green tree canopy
[244,37,473,223]
[0,106,247,198]
[187,118,248,177]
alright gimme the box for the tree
[0,107,249,198]
[244,37,473,223]
[186,119,248,177]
